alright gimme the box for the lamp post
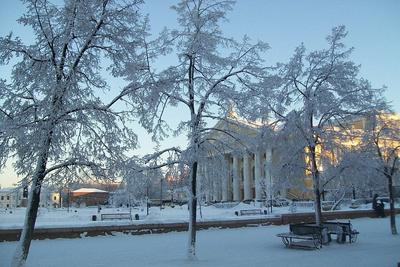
[67,187,70,213]
[160,177,163,210]
[269,174,273,214]
[146,184,149,216]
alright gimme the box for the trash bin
[92,215,97,221]
[134,214,139,220]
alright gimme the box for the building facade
[198,115,282,203]
[198,112,400,203]
[71,188,109,207]
[0,188,22,208]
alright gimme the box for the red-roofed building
[71,188,109,207]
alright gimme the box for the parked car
[349,199,365,209]
[321,200,335,211]
[265,199,278,207]
[266,198,291,207]
[362,196,389,205]
[377,196,390,203]
[276,198,291,207]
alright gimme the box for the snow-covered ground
[1,216,399,267]
[1,201,391,229]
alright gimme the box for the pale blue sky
[1,0,399,187]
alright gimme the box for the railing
[1,209,398,242]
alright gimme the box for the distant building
[49,192,62,208]
[71,188,109,207]
[200,112,400,202]
[0,188,22,208]
[0,186,63,209]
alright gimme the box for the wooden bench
[322,221,359,243]
[277,223,325,249]
[235,209,264,216]
[101,213,132,221]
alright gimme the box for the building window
[7,196,10,200]
[1,196,3,200]
[54,196,57,201]
[6,204,9,208]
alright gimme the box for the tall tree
[140,0,268,258]
[0,0,150,265]
[360,112,399,234]
[261,26,386,225]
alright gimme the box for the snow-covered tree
[257,26,386,225]
[139,0,268,259]
[164,163,188,203]
[0,0,151,265]
[123,160,163,206]
[321,142,381,200]
[358,112,399,234]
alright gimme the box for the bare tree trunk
[310,145,322,225]
[12,174,44,267]
[186,52,199,259]
[313,175,322,225]
[387,174,398,235]
[187,161,198,259]
[11,134,52,267]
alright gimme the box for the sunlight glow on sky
[0,0,399,187]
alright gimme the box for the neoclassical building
[197,113,281,203]
[197,112,400,203]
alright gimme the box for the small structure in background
[372,194,385,218]
[0,186,63,209]
[0,188,22,208]
[50,192,62,208]
[71,188,109,207]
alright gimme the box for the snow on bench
[276,232,322,250]
[277,223,325,249]
[101,213,132,221]
[235,209,265,216]
[322,221,359,243]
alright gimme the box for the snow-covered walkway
[1,216,399,267]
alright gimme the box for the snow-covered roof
[72,188,108,193]
[0,188,19,193]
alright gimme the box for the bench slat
[237,209,263,216]
[101,213,132,220]
[276,232,321,249]
[277,233,316,240]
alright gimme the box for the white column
[228,156,233,201]
[212,177,218,202]
[221,177,228,201]
[196,162,202,201]
[233,155,240,201]
[216,178,222,201]
[203,165,210,202]
[265,148,273,198]
[254,151,262,200]
[243,153,252,200]
[222,156,229,201]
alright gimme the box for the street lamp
[160,177,163,210]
